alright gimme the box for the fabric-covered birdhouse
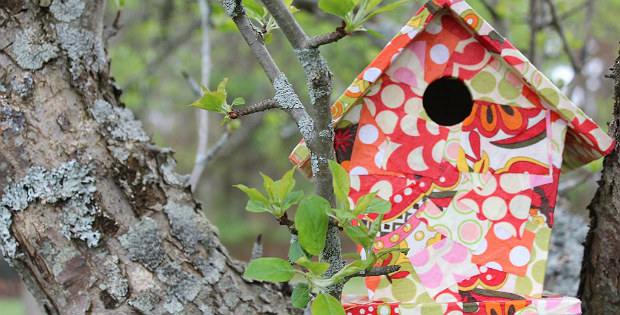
[289,0,615,314]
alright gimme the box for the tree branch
[543,0,582,72]
[222,0,313,139]
[261,0,341,298]
[343,265,401,282]
[261,0,310,49]
[195,131,231,167]
[228,99,279,119]
[277,212,298,235]
[308,28,347,48]
[190,0,213,192]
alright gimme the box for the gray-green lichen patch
[222,0,243,18]
[273,74,304,110]
[194,249,226,285]
[54,24,105,79]
[156,262,201,313]
[118,217,165,271]
[127,289,160,314]
[13,27,58,70]
[159,158,190,187]
[294,48,332,105]
[0,160,100,261]
[298,114,314,144]
[163,201,210,255]
[99,255,129,303]
[50,0,85,22]
[89,99,149,142]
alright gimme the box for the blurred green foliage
[105,0,620,259]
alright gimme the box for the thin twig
[190,0,213,192]
[195,131,231,167]
[250,235,263,262]
[343,265,401,282]
[308,27,347,48]
[182,72,202,98]
[527,0,540,64]
[228,99,279,119]
[122,19,202,91]
[277,213,298,235]
[544,0,582,72]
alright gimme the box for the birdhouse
[289,0,614,314]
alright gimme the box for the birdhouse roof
[290,0,614,177]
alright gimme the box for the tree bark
[578,51,620,313]
[0,1,296,314]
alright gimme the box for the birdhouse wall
[334,9,573,304]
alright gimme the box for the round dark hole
[422,77,473,126]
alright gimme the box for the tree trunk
[578,51,620,313]
[0,1,296,314]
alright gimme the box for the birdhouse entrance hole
[423,77,473,126]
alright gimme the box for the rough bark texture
[578,51,620,313]
[0,1,297,314]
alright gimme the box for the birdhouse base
[341,294,581,314]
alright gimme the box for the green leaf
[344,224,372,248]
[242,0,266,21]
[311,294,346,315]
[232,97,245,106]
[264,32,274,45]
[217,78,228,95]
[369,214,384,239]
[260,173,277,201]
[364,0,414,22]
[363,197,391,215]
[289,237,312,262]
[282,190,304,211]
[352,192,377,216]
[246,199,273,213]
[366,0,383,11]
[234,184,270,205]
[331,259,374,280]
[291,282,311,309]
[328,160,350,206]
[366,28,385,40]
[189,91,227,113]
[244,258,295,282]
[278,167,297,201]
[342,253,362,260]
[296,257,330,275]
[114,0,125,8]
[295,196,330,255]
[318,0,356,19]
[332,208,357,223]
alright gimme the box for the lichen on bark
[0,160,100,261]
[49,0,85,22]
[118,217,165,271]
[12,27,58,70]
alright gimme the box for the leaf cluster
[237,161,407,314]
[242,0,299,44]
[188,78,245,125]
[318,0,413,37]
